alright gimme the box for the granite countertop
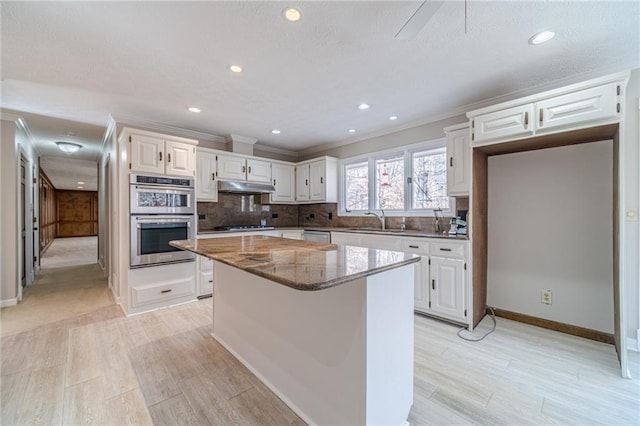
[170,235,420,291]
[197,226,468,239]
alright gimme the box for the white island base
[212,262,415,426]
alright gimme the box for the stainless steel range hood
[217,180,276,194]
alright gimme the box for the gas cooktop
[213,225,275,231]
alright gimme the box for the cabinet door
[471,104,534,145]
[271,163,295,203]
[199,270,213,296]
[165,141,195,177]
[247,158,271,183]
[536,83,619,133]
[296,165,310,201]
[217,154,247,180]
[281,230,303,240]
[414,257,430,313]
[446,127,470,196]
[309,160,325,201]
[429,256,466,322]
[196,151,218,202]
[130,134,164,174]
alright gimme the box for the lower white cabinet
[429,256,466,322]
[197,256,214,296]
[331,231,470,327]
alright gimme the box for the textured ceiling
[1,1,639,182]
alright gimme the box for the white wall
[0,120,18,304]
[487,141,614,333]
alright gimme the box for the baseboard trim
[0,298,18,308]
[489,307,615,345]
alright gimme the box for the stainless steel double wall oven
[130,174,196,267]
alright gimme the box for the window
[340,139,453,216]
[344,161,368,211]
[411,148,449,210]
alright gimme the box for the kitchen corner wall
[198,193,467,232]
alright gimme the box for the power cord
[457,306,497,342]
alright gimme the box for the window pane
[375,156,404,210]
[412,149,449,210]
[345,162,368,211]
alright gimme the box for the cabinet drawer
[430,241,466,259]
[401,238,430,255]
[132,279,195,308]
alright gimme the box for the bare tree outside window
[375,156,404,209]
[345,161,368,211]
[412,149,449,210]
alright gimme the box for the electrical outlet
[541,289,553,305]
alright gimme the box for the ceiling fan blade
[395,0,445,40]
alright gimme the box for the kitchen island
[170,235,419,425]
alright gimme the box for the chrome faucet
[365,209,385,230]
[433,208,443,234]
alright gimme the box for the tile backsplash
[198,194,468,232]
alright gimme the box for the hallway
[1,237,114,337]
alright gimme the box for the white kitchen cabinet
[130,134,196,177]
[413,258,430,312]
[196,149,218,202]
[296,157,338,203]
[197,255,214,296]
[471,104,534,145]
[445,123,470,196]
[269,163,296,203]
[468,76,625,146]
[280,230,303,240]
[535,82,619,133]
[217,153,272,183]
[429,256,466,322]
[295,163,310,201]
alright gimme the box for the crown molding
[1,109,42,157]
[109,113,227,143]
[225,134,257,145]
[253,143,299,159]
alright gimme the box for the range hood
[217,180,276,194]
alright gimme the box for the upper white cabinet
[444,123,471,196]
[296,163,311,202]
[468,75,625,147]
[196,148,218,202]
[535,83,619,133]
[296,157,338,203]
[217,153,271,183]
[130,134,196,177]
[270,162,296,203]
[471,104,534,145]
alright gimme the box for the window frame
[338,138,456,217]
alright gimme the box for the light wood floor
[1,297,638,425]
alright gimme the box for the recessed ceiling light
[229,65,243,73]
[283,7,302,22]
[55,141,82,154]
[357,103,370,110]
[77,181,85,185]
[529,30,555,45]
[348,129,356,133]
[389,115,398,120]
[271,129,281,134]
[187,107,201,113]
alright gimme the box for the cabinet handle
[305,179,308,186]
[320,176,323,184]
[449,157,453,167]
[212,173,215,181]
[524,111,529,127]
[167,153,171,163]
[243,165,246,173]
[160,289,172,294]
[439,248,452,252]
[273,179,276,185]
[208,280,213,283]
[432,279,435,290]
[159,152,163,161]
[539,108,543,125]
[409,245,419,249]
[248,166,252,173]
